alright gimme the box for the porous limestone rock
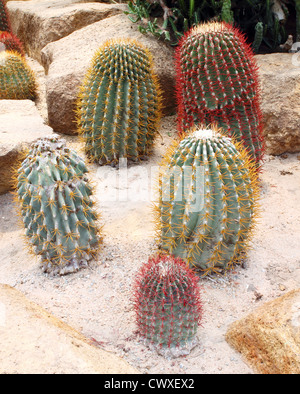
[0,100,53,194]
[7,0,127,62]
[41,13,176,135]
[226,289,300,374]
[256,53,300,155]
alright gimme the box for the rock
[226,289,300,374]
[256,53,300,155]
[7,0,127,63]
[41,13,176,135]
[0,100,53,195]
[0,284,139,374]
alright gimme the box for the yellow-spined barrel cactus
[0,51,36,100]
[76,38,162,165]
[175,22,264,166]
[15,135,101,276]
[155,126,259,276]
[133,254,203,358]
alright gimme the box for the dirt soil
[0,57,300,375]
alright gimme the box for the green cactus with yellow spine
[76,38,162,165]
[0,51,36,100]
[15,135,101,276]
[154,125,259,276]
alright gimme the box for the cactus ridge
[133,254,203,357]
[0,0,11,32]
[15,135,101,276]
[0,51,36,100]
[175,22,264,165]
[154,126,260,276]
[0,31,25,56]
[77,38,162,165]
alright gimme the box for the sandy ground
[0,56,300,374]
[0,108,300,373]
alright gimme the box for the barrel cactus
[175,22,264,165]
[0,0,11,32]
[0,51,36,100]
[154,126,259,276]
[76,38,162,165]
[0,31,25,56]
[133,254,203,358]
[15,135,101,276]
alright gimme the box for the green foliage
[0,0,11,32]
[124,0,291,51]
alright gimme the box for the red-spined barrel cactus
[76,38,162,166]
[0,31,25,56]
[0,0,11,32]
[15,135,101,276]
[154,125,259,276]
[133,254,203,358]
[175,22,264,165]
[0,51,36,100]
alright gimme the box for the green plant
[154,126,259,276]
[15,135,101,276]
[133,253,203,358]
[76,38,162,166]
[175,22,264,165]
[0,51,37,100]
[124,0,291,51]
[0,0,11,32]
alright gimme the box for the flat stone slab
[0,100,53,194]
[226,289,300,374]
[0,284,139,374]
[7,0,127,62]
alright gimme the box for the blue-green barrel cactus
[15,135,101,275]
[155,126,259,276]
[76,38,162,165]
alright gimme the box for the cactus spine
[0,51,36,100]
[154,126,259,276]
[175,22,264,165]
[15,135,101,276]
[76,38,162,165]
[133,254,202,358]
[0,0,11,32]
[0,31,25,57]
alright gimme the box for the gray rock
[0,100,53,194]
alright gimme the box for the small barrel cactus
[15,135,101,276]
[133,254,203,358]
[0,0,11,32]
[76,38,162,165]
[154,126,259,276]
[0,51,36,100]
[175,22,264,165]
[0,31,25,56]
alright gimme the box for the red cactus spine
[0,31,25,56]
[0,0,11,32]
[175,22,264,166]
[133,254,203,358]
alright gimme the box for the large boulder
[6,0,127,63]
[0,284,139,374]
[226,289,300,374]
[41,13,176,135]
[0,100,53,195]
[256,53,300,155]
